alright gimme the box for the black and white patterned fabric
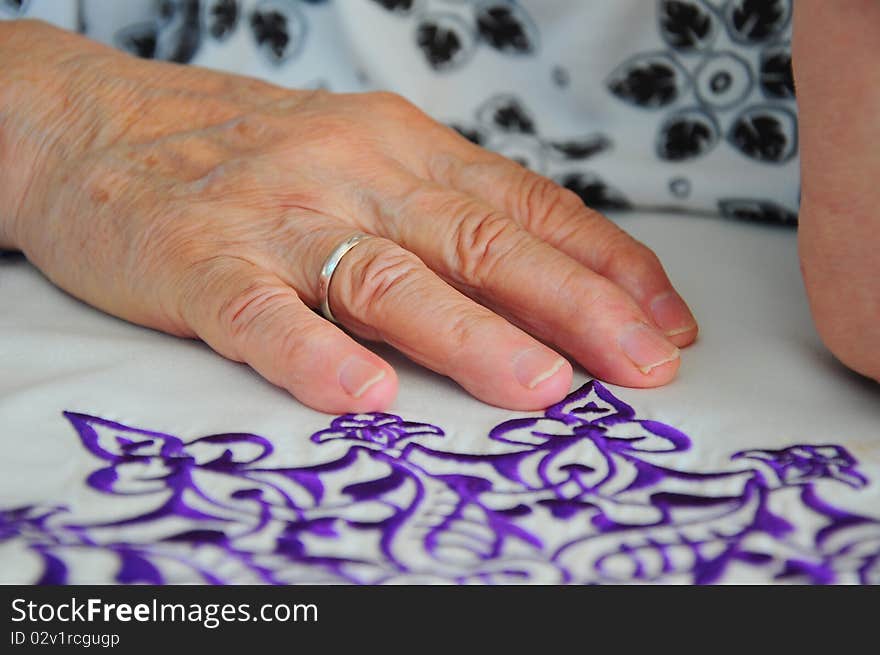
[1,0,800,223]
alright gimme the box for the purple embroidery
[311,413,444,448]
[732,444,868,489]
[2,382,877,584]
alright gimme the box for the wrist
[0,21,32,250]
[0,20,111,250]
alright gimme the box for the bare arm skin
[794,0,880,381]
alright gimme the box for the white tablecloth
[1,211,878,584]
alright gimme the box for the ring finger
[274,216,574,410]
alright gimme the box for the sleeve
[0,0,81,30]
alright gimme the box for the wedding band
[319,233,373,323]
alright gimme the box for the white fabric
[2,212,878,584]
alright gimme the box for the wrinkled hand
[0,21,697,412]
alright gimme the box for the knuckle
[518,173,583,231]
[290,113,380,163]
[449,206,522,285]
[304,113,361,141]
[367,91,419,117]
[218,277,290,343]
[273,320,330,370]
[344,242,423,318]
[424,151,462,187]
[519,174,561,220]
[556,265,612,317]
[444,310,498,361]
[629,242,664,275]
[175,256,290,350]
[598,231,663,280]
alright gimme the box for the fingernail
[619,323,680,374]
[339,356,386,398]
[514,348,566,389]
[650,292,697,337]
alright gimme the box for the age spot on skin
[91,188,110,204]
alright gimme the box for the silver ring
[319,233,373,323]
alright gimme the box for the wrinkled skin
[0,3,876,414]
[0,20,695,412]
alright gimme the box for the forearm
[795,1,880,212]
[793,1,880,380]
[0,20,41,249]
[0,19,177,251]
[0,20,100,249]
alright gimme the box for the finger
[425,147,698,346]
[275,223,573,410]
[372,177,681,387]
[178,255,398,413]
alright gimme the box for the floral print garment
[2,0,800,222]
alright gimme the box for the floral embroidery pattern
[607,0,797,166]
[368,0,539,71]
[603,0,799,223]
[0,0,27,17]
[2,381,877,584]
[450,94,629,210]
[114,0,330,65]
